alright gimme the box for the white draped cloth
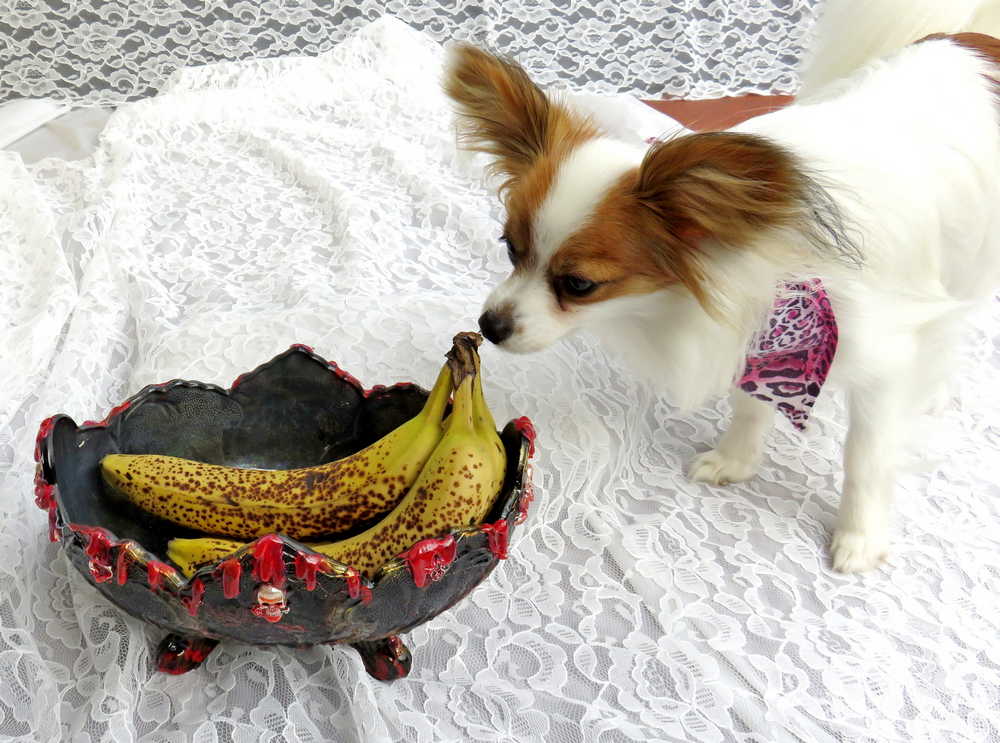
[1,18,998,743]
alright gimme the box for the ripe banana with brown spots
[167,537,246,575]
[470,341,506,499]
[100,360,454,540]
[167,331,507,579]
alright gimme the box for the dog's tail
[798,0,1000,97]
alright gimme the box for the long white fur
[534,138,644,262]
[734,20,1000,572]
[798,0,1000,96]
[479,0,1000,572]
[485,137,645,353]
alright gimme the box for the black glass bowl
[33,344,536,681]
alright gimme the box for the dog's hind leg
[830,371,916,572]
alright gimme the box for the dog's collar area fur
[737,279,838,430]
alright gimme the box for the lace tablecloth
[1,17,998,743]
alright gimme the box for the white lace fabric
[0,0,820,103]
[1,17,998,743]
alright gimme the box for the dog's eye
[560,275,598,297]
[501,235,517,266]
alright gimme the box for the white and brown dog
[444,0,1000,572]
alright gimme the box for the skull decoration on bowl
[252,584,289,623]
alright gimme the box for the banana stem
[446,332,482,387]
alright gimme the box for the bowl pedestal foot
[156,633,219,674]
[350,635,412,681]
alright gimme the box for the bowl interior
[47,348,432,558]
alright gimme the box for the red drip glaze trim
[103,400,132,422]
[362,381,417,399]
[229,343,315,392]
[115,545,131,586]
[220,558,242,599]
[252,535,285,587]
[344,567,361,599]
[482,519,509,560]
[181,638,215,665]
[364,635,410,681]
[157,636,217,674]
[34,469,54,510]
[74,525,115,583]
[77,526,112,557]
[294,552,325,591]
[34,416,55,462]
[381,636,407,679]
[399,535,457,588]
[326,361,365,394]
[230,372,251,390]
[235,346,425,400]
[183,579,206,616]
[47,501,61,543]
[79,399,132,429]
[513,417,537,458]
[290,344,419,399]
[515,475,534,526]
[147,561,175,590]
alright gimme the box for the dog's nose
[478,309,514,344]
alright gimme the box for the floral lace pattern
[1,0,820,104]
[1,18,998,743]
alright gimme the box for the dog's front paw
[830,529,889,573]
[688,450,759,486]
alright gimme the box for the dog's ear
[634,132,808,250]
[629,131,842,312]
[444,44,595,193]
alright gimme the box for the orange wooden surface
[642,94,793,132]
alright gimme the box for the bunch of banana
[100,352,456,540]
[167,332,507,579]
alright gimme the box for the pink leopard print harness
[737,280,838,430]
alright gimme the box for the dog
[443,0,1000,573]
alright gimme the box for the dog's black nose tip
[478,309,514,345]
